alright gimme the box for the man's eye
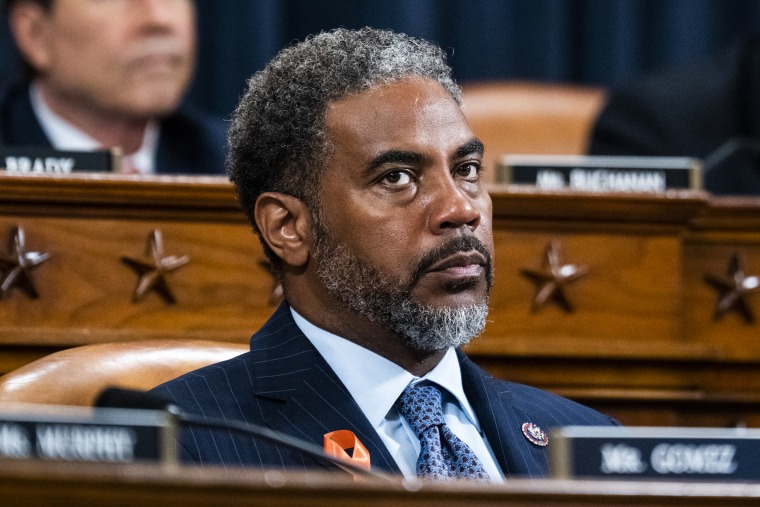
[457,163,480,181]
[383,170,412,185]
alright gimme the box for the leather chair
[460,81,607,183]
[0,340,248,406]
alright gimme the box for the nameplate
[551,426,760,481]
[0,404,176,465]
[497,155,702,193]
[1,148,119,174]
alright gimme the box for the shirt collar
[30,83,100,151]
[419,349,481,432]
[123,124,159,174]
[29,83,159,174]
[289,307,481,431]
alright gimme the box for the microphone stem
[177,412,395,483]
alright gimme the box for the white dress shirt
[290,307,504,481]
[29,84,159,174]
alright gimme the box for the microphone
[95,387,179,412]
[94,387,391,482]
[702,137,760,174]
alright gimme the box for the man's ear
[254,192,312,268]
[8,1,54,73]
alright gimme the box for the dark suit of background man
[1,0,225,175]
[153,27,617,481]
[589,35,760,196]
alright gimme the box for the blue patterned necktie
[396,383,490,480]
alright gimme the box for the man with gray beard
[152,27,616,481]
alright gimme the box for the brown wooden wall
[2,173,760,428]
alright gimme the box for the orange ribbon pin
[323,429,371,471]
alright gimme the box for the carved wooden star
[121,230,190,304]
[704,251,760,324]
[520,240,589,313]
[0,226,51,299]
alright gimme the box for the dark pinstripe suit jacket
[151,302,617,477]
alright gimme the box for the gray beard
[384,298,489,352]
[313,219,490,352]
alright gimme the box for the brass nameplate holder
[1,147,120,173]
[498,155,702,193]
[0,403,176,465]
[551,426,760,481]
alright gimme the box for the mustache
[127,39,189,64]
[410,235,492,286]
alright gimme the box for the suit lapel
[4,84,51,146]
[458,351,551,478]
[249,303,400,474]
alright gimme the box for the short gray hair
[226,27,460,270]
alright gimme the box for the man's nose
[138,0,184,27]
[426,174,482,234]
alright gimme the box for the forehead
[324,77,474,162]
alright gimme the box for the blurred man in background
[1,0,226,174]
[588,35,760,196]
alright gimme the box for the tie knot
[396,383,445,437]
